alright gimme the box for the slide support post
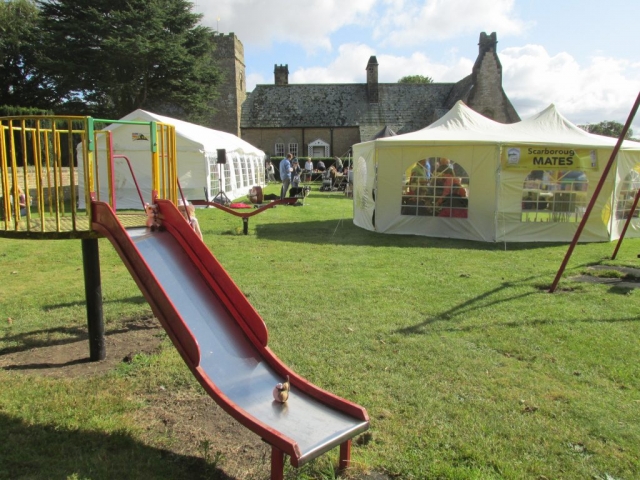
[82,238,106,361]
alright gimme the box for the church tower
[209,32,246,136]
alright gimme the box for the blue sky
[194,0,640,134]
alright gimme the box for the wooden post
[82,238,105,361]
[270,446,285,480]
[339,439,352,471]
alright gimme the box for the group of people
[264,154,348,199]
[277,154,340,199]
[405,158,469,217]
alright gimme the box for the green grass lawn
[1,185,639,479]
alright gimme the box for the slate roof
[241,82,456,134]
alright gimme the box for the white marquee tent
[78,110,266,209]
[352,101,640,242]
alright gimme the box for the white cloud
[501,44,640,133]
[284,43,473,86]
[246,72,266,91]
[197,0,377,52]
[373,0,529,47]
[290,43,375,84]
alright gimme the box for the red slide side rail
[91,201,201,366]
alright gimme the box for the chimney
[473,32,500,77]
[274,64,289,85]
[478,32,497,56]
[366,56,379,103]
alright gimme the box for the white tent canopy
[352,101,640,242]
[78,109,266,209]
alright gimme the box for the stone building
[212,32,520,158]
[209,32,246,136]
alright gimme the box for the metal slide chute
[91,199,369,479]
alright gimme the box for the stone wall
[242,127,360,158]
[2,167,75,205]
[209,33,246,136]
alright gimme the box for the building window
[275,143,285,157]
[521,170,588,222]
[288,143,298,157]
[401,158,469,218]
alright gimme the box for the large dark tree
[0,0,58,108]
[37,0,221,122]
[579,120,633,140]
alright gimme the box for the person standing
[266,161,276,183]
[291,158,301,188]
[280,153,293,199]
[17,186,27,216]
[304,157,314,182]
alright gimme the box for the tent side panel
[352,142,377,231]
[496,148,618,243]
[371,144,498,242]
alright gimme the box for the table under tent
[78,109,266,210]
[352,101,640,243]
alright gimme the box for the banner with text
[502,146,598,170]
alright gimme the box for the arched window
[401,157,469,218]
[287,141,298,157]
[616,168,640,219]
[274,137,285,157]
[521,170,588,222]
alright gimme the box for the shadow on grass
[0,413,233,480]
[43,295,148,310]
[395,280,538,335]
[254,219,570,251]
[395,274,640,335]
[0,317,157,356]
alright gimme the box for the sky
[193,0,640,136]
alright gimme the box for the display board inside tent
[78,110,266,209]
[352,101,640,243]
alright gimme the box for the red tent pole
[549,91,640,293]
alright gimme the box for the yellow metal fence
[0,116,177,239]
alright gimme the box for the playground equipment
[191,197,297,234]
[1,115,369,479]
[550,91,640,292]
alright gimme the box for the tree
[398,75,433,84]
[0,0,58,108]
[579,120,633,140]
[36,0,222,122]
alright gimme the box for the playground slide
[91,200,369,470]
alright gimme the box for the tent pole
[549,91,640,293]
